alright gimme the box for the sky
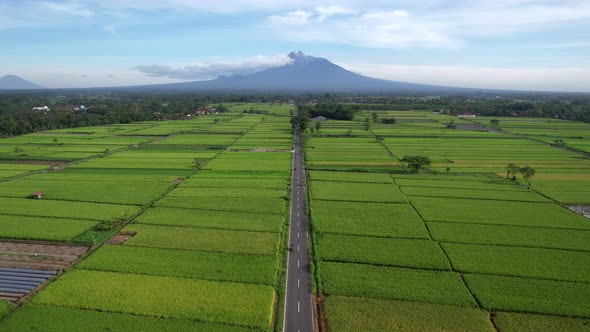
[1,0,589,91]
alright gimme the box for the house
[432,109,441,115]
[32,106,50,112]
[32,191,43,199]
[456,111,476,118]
[312,116,327,122]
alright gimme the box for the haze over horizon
[1,0,589,92]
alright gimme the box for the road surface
[284,128,314,332]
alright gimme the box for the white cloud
[39,1,94,17]
[347,63,590,92]
[269,10,314,25]
[132,54,294,80]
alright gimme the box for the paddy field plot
[136,206,283,232]
[31,270,275,329]
[123,221,280,256]
[324,296,495,332]
[77,245,278,285]
[321,262,476,307]
[0,305,253,332]
[310,180,407,203]
[428,222,590,251]
[156,196,286,215]
[493,312,590,332]
[310,200,428,239]
[0,215,97,242]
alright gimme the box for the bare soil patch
[107,232,137,245]
[0,241,87,271]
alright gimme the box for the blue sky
[1,0,589,91]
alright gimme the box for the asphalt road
[284,128,314,332]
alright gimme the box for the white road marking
[297,245,300,252]
[297,260,300,267]
[297,212,299,217]
[297,232,300,238]
[298,278,300,288]
[298,301,300,313]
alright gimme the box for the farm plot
[0,216,97,242]
[316,234,450,270]
[410,196,590,229]
[136,206,283,232]
[311,200,428,238]
[311,180,407,203]
[0,305,253,332]
[0,302,10,318]
[169,186,285,199]
[309,170,393,183]
[0,179,172,205]
[401,186,550,202]
[428,222,590,251]
[77,245,278,285]
[205,152,291,172]
[464,274,590,317]
[181,176,287,189]
[32,270,275,329]
[0,197,140,221]
[123,221,280,256]
[324,296,495,332]
[493,312,590,332]
[443,243,590,282]
[156,196,286,215]
[321,262,476,307]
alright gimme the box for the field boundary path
[284,127,314,332]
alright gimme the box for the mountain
[134,51,467,94]
[0,75,43,90]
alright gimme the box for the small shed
[32,191,43,199]
[456,112,476,118]
[312,116,327,123]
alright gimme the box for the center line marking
[298,278,300,288]
[298,301,300,313]
[297,232,300,238]
[297,260,300,267]
[297,245,300,252]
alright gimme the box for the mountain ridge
[0,75,43,90]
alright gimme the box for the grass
[136,207,283,232]
[464,274,590,317]
[444,243,590,282]
[311,200,429,239]
[0,301,10,318]
[123,224,280,255]
[321,262,477,307]
[32,270,275,329]
[324,296,495,332]
[0,215,97,241]
[316,234,450,270]
[0,305,257,332]
[0,197,141,221]
[493,312,590,332]
[156,196,285,215]
[77,245,278,285]
[429,222,590,251]
[410,197,590,229]
[311,181,407,203]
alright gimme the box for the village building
[32,106,50,112]
[312,116,327,122]
[456,111,477,118]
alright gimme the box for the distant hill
[133,51,468,94]
[0,75,43,90]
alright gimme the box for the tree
[520,166,536,188]
[490,119,500,126]
[506,163,520,180]
[446,120,456,129]
[553,138,566,146]
[315,121,322,133]
[381,118,396,124]
[371,111,378,122]
[363,119,371,131]
[400,156,432,174]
